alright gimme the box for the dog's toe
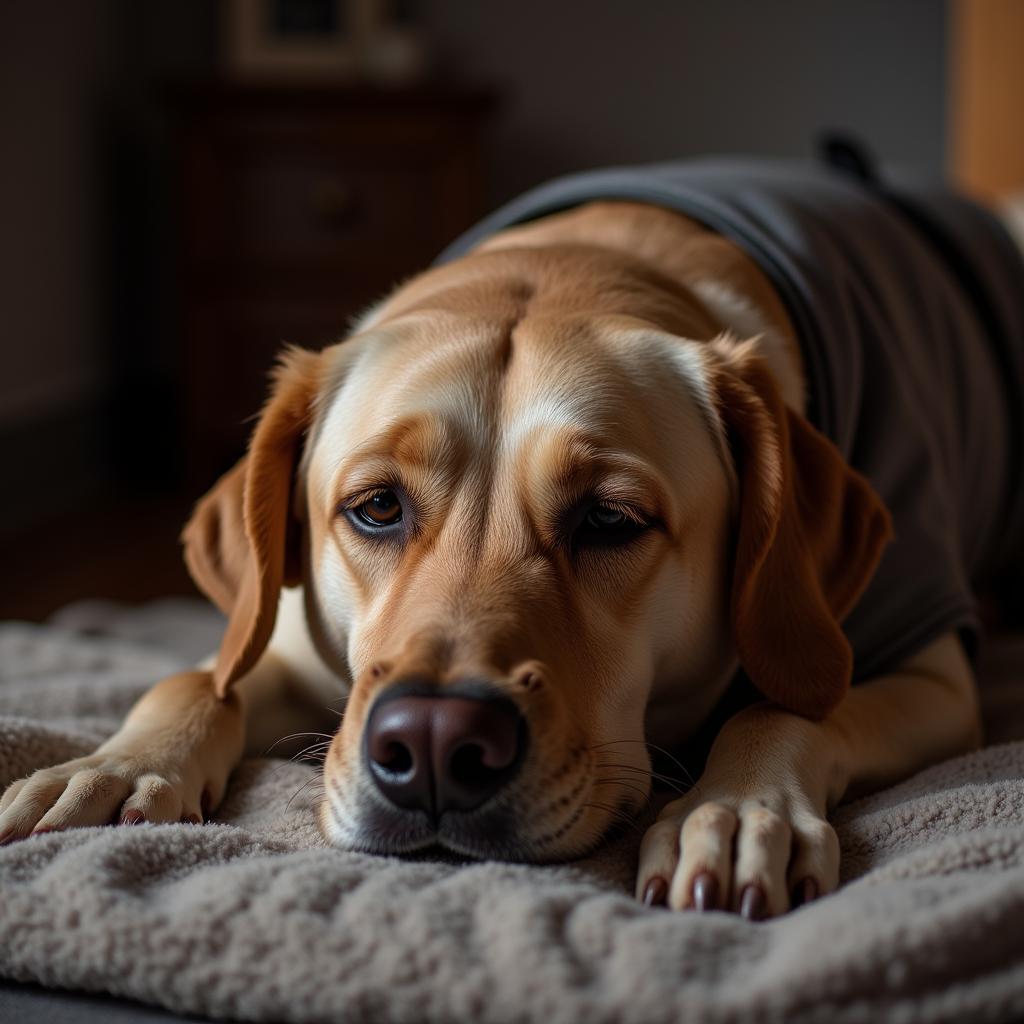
[729,804,792,917]
[0,767,80,840]
[669,801,737,912]
[118,774,186,826]
[784,813,840,907]
[32,767,132,833]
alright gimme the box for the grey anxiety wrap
[437,158,1024,680]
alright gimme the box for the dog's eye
[574,502,649,548]
[585,505,626,528]
[354,490,403,527]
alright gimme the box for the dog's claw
[692,871,718,912]
[739,884,766,921]
[119,810,146,826]
[642,876,667,907]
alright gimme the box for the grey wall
[422,0,949,204]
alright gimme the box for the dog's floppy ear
[706,335,892,719]
[182,347,325,697]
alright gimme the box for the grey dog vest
[438,159,1024,679]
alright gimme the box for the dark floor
[0,492,199,622]
[0,982,208,1024]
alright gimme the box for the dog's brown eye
[573,502,650,551]
[585,505,626,528]
[355,490,403,527]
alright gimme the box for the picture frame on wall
[223,0,382,80]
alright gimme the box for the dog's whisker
[263,731,336,756]
[589,739,695,786]
[266,757,324,779]
[285,773,326,813]
[261,740,334,779]
[581,801,644,836]
[641,743,697,785]
[290,741,332,761]
[273,731,335,745]
[292,752,330,766]
[261,744,332,773]
[593,761,690,794]
[589,753,684,774]
[593,776,653,806]
[593,759,680,783]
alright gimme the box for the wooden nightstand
[171,81,496,486]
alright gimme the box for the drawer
[174,85,496,484]
[239,146,437,260]
[191,141,442,271]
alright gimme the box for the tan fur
[0,201,982,916]
[702,337,892,718]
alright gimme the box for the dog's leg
[636,631,982,918]
[0,592,340,841]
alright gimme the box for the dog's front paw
[0,670,243,844]
[635,708,841,919]
[0,753,218,843]
[636,792,838,919]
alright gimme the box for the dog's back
[440,156,1024,674]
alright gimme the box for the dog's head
[182,242,890,860]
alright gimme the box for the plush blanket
[2,599,1024,1024]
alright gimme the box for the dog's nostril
[375,741,413,776]
[449,743,501,787]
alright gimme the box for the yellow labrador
[0,183,991,921]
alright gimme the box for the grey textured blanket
[1,600,1024,1024]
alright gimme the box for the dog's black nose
[364,692,525,816]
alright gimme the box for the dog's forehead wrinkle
[496,329,694,480]
[302,336,376,474]
[601,326,738,508]
[310,341,503,504]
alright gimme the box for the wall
[0,2,117,427]
[422,0,949,204]
[0,1,221,533]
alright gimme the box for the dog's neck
[478,200,807,416]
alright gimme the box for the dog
[3,150,1023,922]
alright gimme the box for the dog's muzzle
[362,688,528,823]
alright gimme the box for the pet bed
[2,599,1024,1023]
